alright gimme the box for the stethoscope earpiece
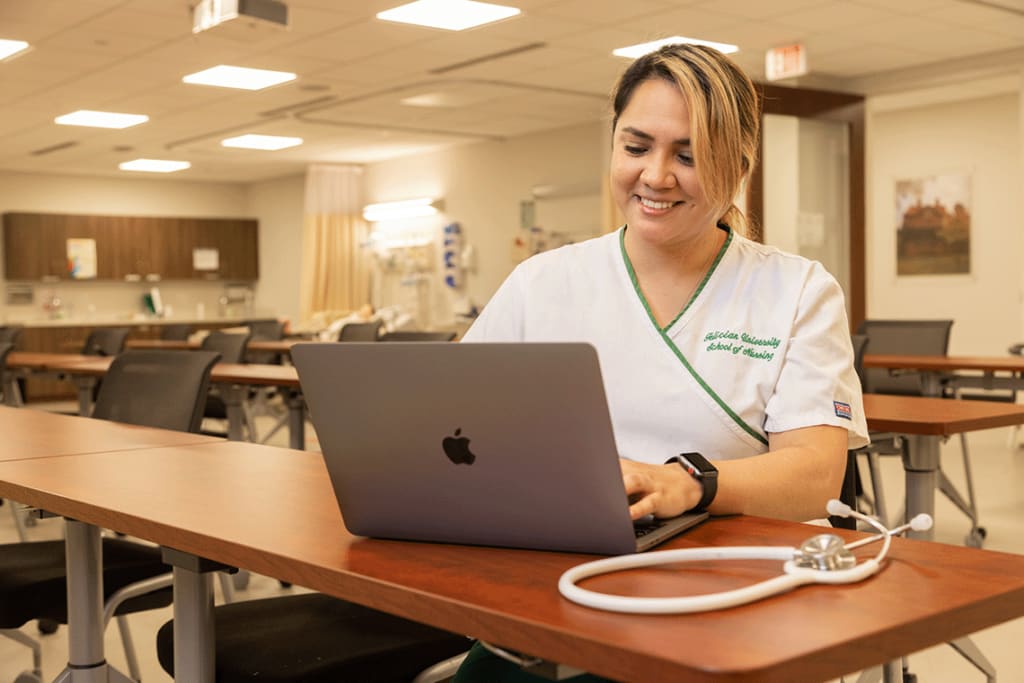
[558,500,932,614]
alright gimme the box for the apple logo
[442,428,476,465]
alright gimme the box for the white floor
[1,409,1023,682]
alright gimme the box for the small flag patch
[833,401,852,420]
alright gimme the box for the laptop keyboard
[633,520,665,538]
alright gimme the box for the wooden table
[3,438,1024,682]
[9,353,306,449]
[126,338,301,355]
[862,393,1024,544]
[863,353,1024,395]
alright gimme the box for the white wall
[363,121,606,318]
[866,84,1022,354]
[0,170,304,324]
[246,173,306,325]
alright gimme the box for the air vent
[429,42,547,75]
[31,141,77,156]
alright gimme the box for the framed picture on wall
[894,173,971,276]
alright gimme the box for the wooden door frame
[748,83,866,329]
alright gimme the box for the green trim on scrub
[618,226,769,446]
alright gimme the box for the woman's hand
[620,458,703,520]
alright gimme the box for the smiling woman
[455,43,868,683]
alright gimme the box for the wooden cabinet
[2,213,259,282]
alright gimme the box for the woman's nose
[640,156,677,189]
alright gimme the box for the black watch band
[666,452,718,511]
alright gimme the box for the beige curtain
[299,165,370,323]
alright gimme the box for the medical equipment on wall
[558,500,932,614]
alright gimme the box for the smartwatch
[666,452,718,511]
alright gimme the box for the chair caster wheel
[14,671,42,683]
[903,673,917,683]
[965,527,986,548]
[37,618,59,635]
[279,580,292,588]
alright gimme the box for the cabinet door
[2,213,69,280]
[192,219,259,281]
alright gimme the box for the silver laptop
[292,342,707,555]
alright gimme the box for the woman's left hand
[620,458,702,520]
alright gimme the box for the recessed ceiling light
[377,0,520,31]
[0,39,30,61]
[613,36,739,59]
[119,159,191,173]
[55,110,149,129]
[182,65,296,90]
[221,134,303,150]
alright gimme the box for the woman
[455,43,868,681]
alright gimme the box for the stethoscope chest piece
[794,533,856,571]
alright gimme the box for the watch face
[679,452,715,474]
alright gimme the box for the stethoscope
[558,500,933,614]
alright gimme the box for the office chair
[855,319,985,544]
[0,349,222,683]
[379,330,457,342]
[337,319,383,342]
[81,327,131,356]
[200,331,257,439]
[0,342,31,543]
[160,323,193,341]
[155,592,470,682]
[0,327,25,407]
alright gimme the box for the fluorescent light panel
[182,65,296,90]
[613,36,739,58]
[377,0,520,31]
[119,159,191,173]
[363,197,442,222]
[55,110,149,129]
[221,134,302,150]
[0,39,29,61]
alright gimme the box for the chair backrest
[91,349,221,432]
[0,341,12,367]
[0,326,22,346]
[82,327,131,356]
[201,331,251,364]
[244,319,286,364]
[850,334,868,389]
[244,319,285,340]
[337,320,382,342]
[379,331,457,342]
[160,324,193,341]
[856,319,952,395]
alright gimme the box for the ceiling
[2,0,1023,183]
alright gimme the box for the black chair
[0,349,220,682]
[337,319,383,342]
[200,331,255,439]
[0,325,22,346]
[81,327,131,356]
[160,323,193,341]
[379,330,457,342]
[855,319,986,544]
[243,318,286,364]
[155,591,470,682]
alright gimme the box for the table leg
[73,377,96,417]
[286,389,305,450]
[161,548,227,683]
[902,434,939,541]
[53,519,133,683]
[221,385,247,441]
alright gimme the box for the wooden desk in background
[862,393,1024,541]
[3,432,1024,682]
[863,353,1024,396]
[125,338,300,355]
[7,353,306,449]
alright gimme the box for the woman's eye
[624,145,646,155]
[677,152,694,166]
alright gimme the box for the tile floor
[1,408,1022,682]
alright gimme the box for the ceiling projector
[192,0,288,36]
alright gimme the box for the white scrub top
[462,226,870,464]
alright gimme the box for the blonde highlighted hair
[611,44,760,236]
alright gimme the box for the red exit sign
[765,43,808,81]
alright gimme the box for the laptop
[292,342,707,555]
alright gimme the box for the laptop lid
[292,342,705,555]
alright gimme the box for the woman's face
[610,78,714,248]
